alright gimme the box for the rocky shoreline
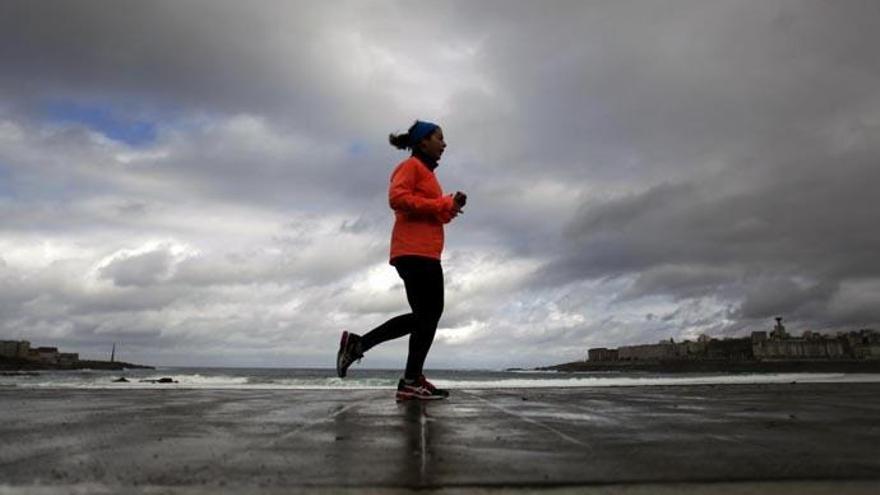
[538,359,880,373]
[0,356,154,371]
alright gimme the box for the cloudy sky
[1,0,879,369]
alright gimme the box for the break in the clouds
[1,0,879,368]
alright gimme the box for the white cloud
[1,0,879,367]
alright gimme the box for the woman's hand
[453,191,467,213]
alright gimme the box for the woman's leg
[359,313,416,352]
[358,258,425,351]
[357,257,444,377]
[399,259,444,380]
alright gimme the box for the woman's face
[418,128,446,161]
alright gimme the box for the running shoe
[336,331,363,378]
[396,378,446,401]
[419,375,450,398]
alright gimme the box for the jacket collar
[412,149,438,171]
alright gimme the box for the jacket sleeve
[435,206,456,224]
[389,162,455,216]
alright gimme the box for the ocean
[2,367,880,389]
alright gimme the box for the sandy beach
[2,383,879,494]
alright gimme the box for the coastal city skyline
[2,317,876,370]
[2,1,880,369]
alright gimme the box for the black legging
[359,256,444,380]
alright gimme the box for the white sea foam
[7,373,250,389]
[428,373,880,389]
[3,372,880,390]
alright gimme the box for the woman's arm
[389,162,455,216]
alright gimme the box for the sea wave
[3,371,880,390]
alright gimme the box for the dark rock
[112,377,129,383]
[139,377,178,384]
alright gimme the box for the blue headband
[408,120,438,147]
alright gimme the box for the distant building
[843,329,880,359]
[2,340,84,366]
[586,320,880,363]
[34,347,60,364]
[0,340,31,359]
[58,353,80,366]
[707,338,753,360]
[677,340,708,359]
[753,338,845,359]
[619,341,677,361]
[754,319,848,360]
[588,348,618,362]
[1,341,18,358]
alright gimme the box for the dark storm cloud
[619,264,741,302]
[1,2,390,213]
[450,0,880,177]
[480,0,880,331]
[0,1,324,118]
[437,0,880,275]
[737,277,836,322]
[547,145,880,326]
[563,154,880,275]
[0,1,490,216]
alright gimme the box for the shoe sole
[395,392,446,401]
[336,331,349,378]
[419,379,450,398]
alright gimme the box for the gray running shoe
[336,331,363,378]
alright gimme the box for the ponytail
[388,120,439,151]
[388,132,411,150]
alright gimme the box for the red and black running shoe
[396,378,446,401]
[419,375,450,398]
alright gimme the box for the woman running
[336,120,466,401]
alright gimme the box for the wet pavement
[1,383,879,493]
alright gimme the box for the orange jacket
[388,156,456,262]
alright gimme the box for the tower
[771,317,788,339]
